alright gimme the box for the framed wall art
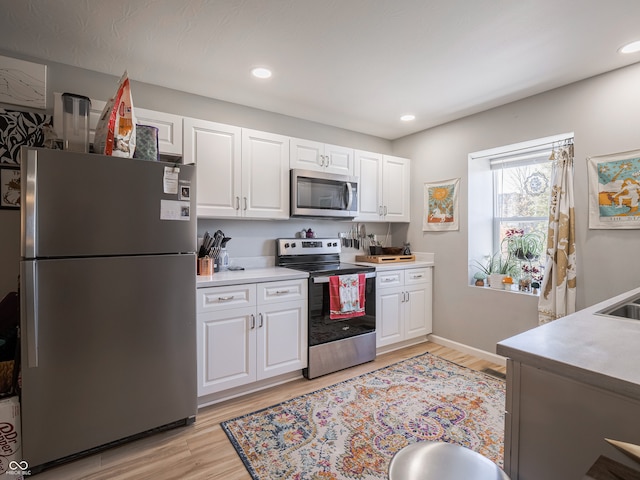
[423,177,459,231]
[0,55,47,109]
[0,165,20,209]
[588,149,640,229]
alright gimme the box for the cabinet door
[197,306,257,396]
[324,143,354,175]
[184,118,242,218]
[354,150,383,221]
[376,286,404,347]
[256,300,307,380]
[290,137,324,171]
[404,285,431,339]
[136,108,183,156]
[382,155,411,222]
[242,129,290,219]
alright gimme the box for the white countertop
[196,267,308,288]
[497,286,640,400]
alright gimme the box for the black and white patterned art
[0,109,52,164]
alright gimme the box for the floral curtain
[538,144,576,325]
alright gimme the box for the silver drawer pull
[275,290,291,295]
[217,296,235,301]
[411,274,423,279]
[382,278,395,282]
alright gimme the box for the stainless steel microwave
[290,169,359,218]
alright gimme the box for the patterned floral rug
[221,352,505,480]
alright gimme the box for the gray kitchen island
[497,286,640,480]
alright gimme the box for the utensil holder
[197,257,213,276]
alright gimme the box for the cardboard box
[0,396,23,478]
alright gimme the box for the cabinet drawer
[377,270,403,289]
[197,284,256,313]
[257,279,307,305]
[404,268,432,285]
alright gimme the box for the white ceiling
[1,0,640,140]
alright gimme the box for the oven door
[290,169,359,218]
[308,272,376,346]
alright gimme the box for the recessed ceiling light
[400,114,415,122]
[251,67,272,79]
[619,40,640,54]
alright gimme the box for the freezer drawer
[20,254,196,468]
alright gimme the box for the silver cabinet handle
[275,290,290,295]
[384,205,388,215]
[250,314,255,329]
[378,206,384,216]
[235,196,240,210]
[217,296,234,301]
[319,155,325,167]
[382,277,395,283]
[258,313,264,328]
[405,291,410,302]
[410,274,423,279]
[243,197,247,210]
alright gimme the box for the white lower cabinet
[376,267,432,348]
[196,279,307,396]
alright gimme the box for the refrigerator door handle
[23,148,38,259]
[22,262,39,368]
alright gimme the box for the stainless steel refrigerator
[19,147,197,470]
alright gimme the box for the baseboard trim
[428,335,507,367]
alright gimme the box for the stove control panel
[277,238,341,256]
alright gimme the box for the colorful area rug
[221,352,505,480]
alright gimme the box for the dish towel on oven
[329,273,366,319]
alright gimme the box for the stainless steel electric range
[276,238,376,379]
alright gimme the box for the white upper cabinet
[290,137,354,176]
[184,118,289,219]
[184,118,242,218]
[241,129,290,219]
[382,155,411,222]
[355,151,411,222]
[53,93,183,156]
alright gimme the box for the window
[468,133,574,290]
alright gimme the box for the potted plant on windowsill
[472,253,518,289]
[501,229,544,261]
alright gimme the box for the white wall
[392,62,640,353]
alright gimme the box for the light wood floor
[36,342,505,480]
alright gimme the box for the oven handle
[312,271,376,283]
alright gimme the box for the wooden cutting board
[355,254,416,263]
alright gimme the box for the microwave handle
[345,182,353,210]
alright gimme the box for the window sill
[469,284,540,296]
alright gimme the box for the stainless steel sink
[597,294,640,319]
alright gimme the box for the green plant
[501,229,544,261]
[494,254,519,276]
[472,253,518,277]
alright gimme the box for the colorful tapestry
[423,178,459,231]
[588,149,640,228]
[222,352,505,480]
